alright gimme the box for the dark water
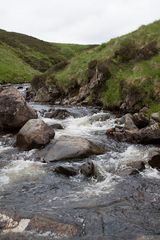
[0,86,160,239]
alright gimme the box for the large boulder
[39,135,105,162]
[16,119,55,150]
[0,87,37,130]
[107,122,160,144]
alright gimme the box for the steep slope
[32,20,159,113]
[0,29,93,83]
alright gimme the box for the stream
[0,85,160,239]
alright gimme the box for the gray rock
[54,166,78,177]
[39,135,105,162]
[148,154,160,170]
[16,119,55,150]
[151,112,160,123]
[89,113,110,123]
[133,112,149,129]
[46,109,74,119]
[50,123,64,130]
[0,87,37,130]
[26,216,78,238]
[80,161,95,177]
[124,114,138,130]
[107,122,160,144]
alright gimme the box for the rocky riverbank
[0,85,160,239]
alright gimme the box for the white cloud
[0,0,159,43]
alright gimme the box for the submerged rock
[45,109,74,119]
[26,216,78,238]
[0,87,37,130]
[16,119,55,150]
[54,166,78,177]
[49,123,64,130]
[80,160,106,181]
[128,161,145,175]
[89,113,110,123]
[39,135,105,162]
[54,161,106,180]
[80,161,95,177]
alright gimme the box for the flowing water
[0,86,160,239]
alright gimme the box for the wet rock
[128,161,145,175]
[124,114,138,130]
[50,123,64,130]
[148,154,160,170]
[16,119,55,150]
[0,87,37,130]
[107,122,160,144]
[80,161,95,177]
[151,112,160,123]
[80,161,106,181]
[26,216,78,238]
[89,113,110,123]
[54,166,78,177]
[46,109,74,119]
[139,122,160,144]
[39,136,105,162]
[106,127,139,143]
[133,112,149,129]
[0,213,19,231]
[117,161,145,176]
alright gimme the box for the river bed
[0,88,160,239]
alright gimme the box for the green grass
[54,20,160,113]
[0,20,160,114]
[0,29,92,83]
[53,43,97,59]
[0,43,39,83]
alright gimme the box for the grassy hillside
[52,20,160,112]
[0,29,93,83]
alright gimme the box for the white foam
[141,167,160,179]
[43,112,115,138]
[0,160,45,189]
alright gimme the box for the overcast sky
[0,0,160,44]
